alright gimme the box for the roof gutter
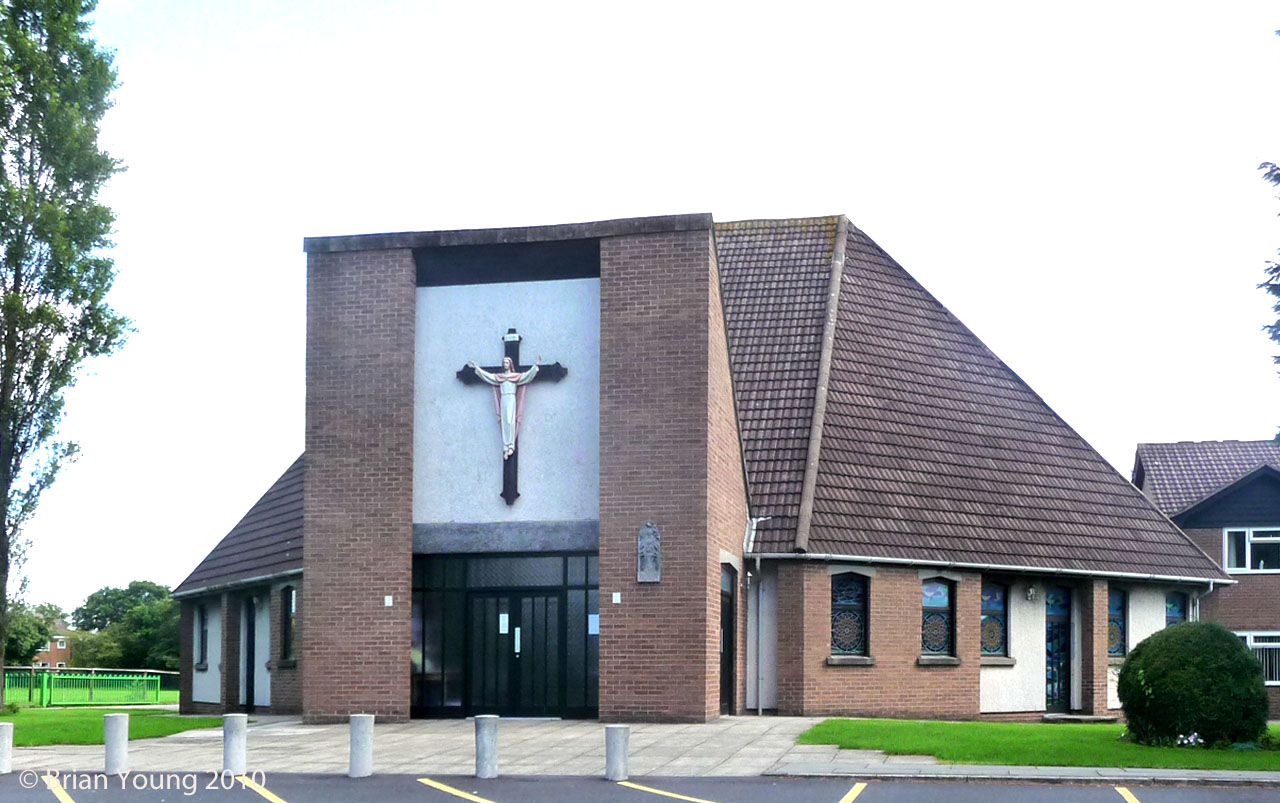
[171,568,303,600]
[794,216,848,553]
[748,552,1233,587]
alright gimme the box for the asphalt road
[2,772,1276,803]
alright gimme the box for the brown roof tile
[173,456,303,596]
[1135,440,1280,515]
[721,218,1226,582]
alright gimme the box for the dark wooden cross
[456,328,568,505]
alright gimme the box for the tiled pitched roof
[173,456,303,597]
[721,218,1226,582]
[1135,440,1280,516]
[716,218,840,552]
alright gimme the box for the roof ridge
[793,215,848,553]
[714,215,843,230]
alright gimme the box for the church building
[173,214,1227,723]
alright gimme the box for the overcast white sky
[20,1,1280,614]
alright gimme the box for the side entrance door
[720,565,736,715]
[467,592,563,716]
[1045,586,1072,713]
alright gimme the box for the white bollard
[349,714,374,778]
[474,715,498,779]
[104,713,128,775]
[604,724,629,781]
[223,714,248,775]
[0,721,12,774]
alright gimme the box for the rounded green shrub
[1118,620,1267,746]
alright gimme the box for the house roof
[718,217,1227,582]
[1134,440,1280,517]
[172,456,303,597]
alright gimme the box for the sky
[19,1,1280,615]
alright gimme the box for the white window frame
[1237,631,1280,686]
[55,662,65,668]
[56,639,65,650]
[1222,527,1280,574]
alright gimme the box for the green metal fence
[4,668,163,707]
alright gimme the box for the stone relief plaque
[637,520,661,583]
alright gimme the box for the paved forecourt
[4,773,1280,803]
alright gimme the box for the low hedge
[1117,620,1267,746]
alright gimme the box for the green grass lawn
[0,707,222,746]
[158,689,179,704]
[799,719,1280,771]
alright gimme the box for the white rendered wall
[746,563,778,710]
[192,605,221,704]
[238,596,271,708]
[979,580,1046,713]
[415,279,600,523]
[1107,585,1170,709]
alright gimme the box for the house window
[197,604,209,665]
[281,586,297,661]
[1239,633,1280,685]
[922,579,955,656]
[1165,592,1188,627]
[1224,528,1280,572]
[830,574,868,656]
[1108,590,1127,657]
[56,640,66,650]
[980,582,1007,656]
[55,662,65,668]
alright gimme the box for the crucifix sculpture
[457,328,568,505]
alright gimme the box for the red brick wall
[178,601,195,714]
[220,593,241,710]
[598,226,748,722]
[706,235,750,716]
[267,581,302,715]
[775,563,981,718]
[303,247,415,723]
[1081,579,1109,716]
[1185,527,1280,716]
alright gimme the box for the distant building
[32,619,73,668]
[175,215,1226,722]
[1134,439,1280,715]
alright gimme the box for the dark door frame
[720,564,737,716]
[243,595,256,714]
[1045,585,1072,714]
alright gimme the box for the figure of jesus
[467,355,541,459]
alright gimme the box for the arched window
[281,586,297,661]
[980,582,1008,656]
[921,579,955,656]
[830,573,869,656]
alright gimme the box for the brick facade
[1185,527,1280,717]
[266,581,302,714]
[776,563,981,719]
[303,247,415,724]
[1079,579,1110,716]
[598,226,749,722]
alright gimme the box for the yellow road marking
[837,782,868,803]
[418,777,502,803]
[236,775,288,803]
[618,780,720,803]
[1115,787,1142,803]
[41,775,75,803]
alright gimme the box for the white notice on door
[498,613,509,634]
[588,614,600,635]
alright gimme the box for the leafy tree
[4,601,50,664]
[33,601,64,624]
[1259,161,1280,370]
[72,580,168,631]
[0,0,129,671]
[69,581,177,669]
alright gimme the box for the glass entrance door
[1045,586,1071,713]
[468,591,562,716]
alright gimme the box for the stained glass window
[922,579,954,656]
[831,574,868,656]
[980,582,1007,656]
[1107,589,1126,657]
[1165,592,1187,628]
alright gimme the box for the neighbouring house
[1134,439,1280,715]
[174,214,1227,722]
[32,619,73,668]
